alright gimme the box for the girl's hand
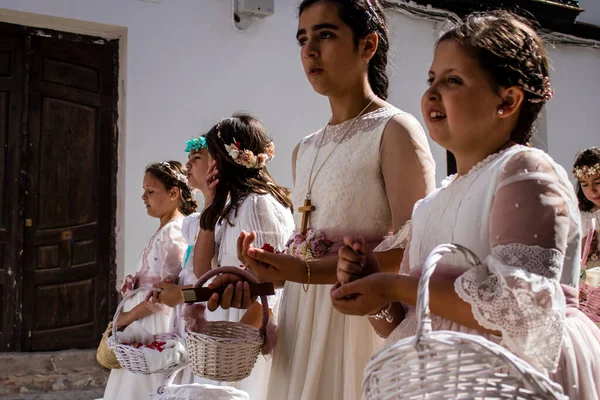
[337,237,381,284]
[237,231,306,282]
[204,159,219,206]
[154,283,184,307]
[206,274,256,311]
[330,273,396,316]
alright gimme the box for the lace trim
[492,243,563,280]
[441,145,523,188]
[455,251,564,371]
[303,107,401,147]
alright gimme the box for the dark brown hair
[200,114,293,230]
[298,0,390,100]
[573,147,600,212]
[438,11,552,145]
[145,161,198,216]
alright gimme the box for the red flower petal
[261,243,275,253]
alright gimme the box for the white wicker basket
[362,243,567,400]
[153,363,250,400]
[108,287,183,375]
[186,266,269,382]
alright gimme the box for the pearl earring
[498,109,504,115]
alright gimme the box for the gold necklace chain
[305,98,376,200]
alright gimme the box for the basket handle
[416,244,481,341]
[192,266,270,334]
[156,363,189,394]
[111,286,157,346]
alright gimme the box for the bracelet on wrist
[368,303,394,323]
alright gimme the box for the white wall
[0,0,598,280]
[578,0,600,26]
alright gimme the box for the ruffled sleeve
[454,149,577,372]
[156,220,187,281]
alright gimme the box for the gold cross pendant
[298,198,315,234]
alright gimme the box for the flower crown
[156,161,188,185]
[185,136,207,155]
[573,163,600,180]
[216,124,275,169]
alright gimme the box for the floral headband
[216,123,275,169]
[156,161,188,185]
[185,136,207,156]
[573,163,600,180]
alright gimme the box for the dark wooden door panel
[0,30,24,352]
[19,32,117,352]
[0,21,117,353]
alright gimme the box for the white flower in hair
[221,136,275,169]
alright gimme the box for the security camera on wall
[233,0,274,31]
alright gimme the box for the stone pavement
[0,388,104,400]
[0,350,108,399]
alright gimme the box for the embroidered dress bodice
[292,107,405,240]
[135,218,186,286]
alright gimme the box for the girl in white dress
[103,161,197,400]
[573,147,600,268]
[167,135,210,385]
[157,114,295,399]
[332,11,600,399]
[235,2,436,399]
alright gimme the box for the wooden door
[0,28,25,352]
[0,22,118,351]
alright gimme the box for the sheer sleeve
[157,222,187,281]
[380,113,436,232]
[455,150,577,371]
[218,194,294,268]
[217,194,294,314]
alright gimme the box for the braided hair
[438,11,554,145]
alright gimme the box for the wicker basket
[107,287,183,375]
[152,363,250,400]
[579,282,600,323]
[96,322,121,369]
[186,266,269,382]
[362,243,567,400]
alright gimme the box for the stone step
[0,350,109,396]
[0,388,104,400]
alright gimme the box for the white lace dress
[192,193,295,399]
[267,107,432,400]
[386,145,600,399]
[104,218,187,400]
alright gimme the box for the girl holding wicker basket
[154,114,295,399]
[329,11,600,400]
[103,161,196,400]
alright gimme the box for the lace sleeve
[157,222,187,281]
[455,150,575,372]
